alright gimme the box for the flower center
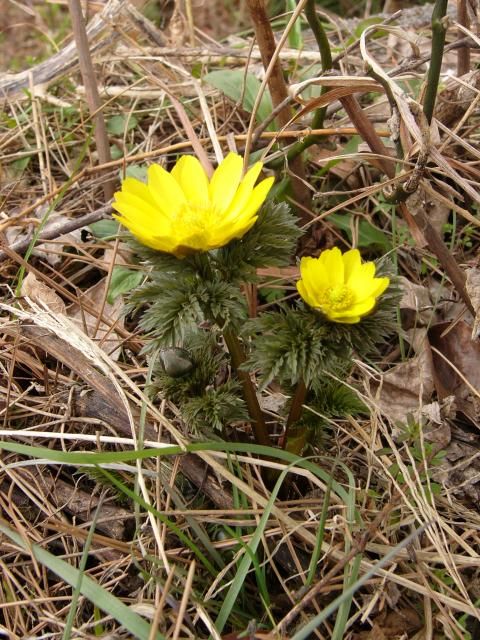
[175,204,213,234]
[320,285,354,311]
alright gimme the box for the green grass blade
[0,519,164,640]
[290,524,427,640]
[0,440,353,505]
[62,497,104,640]
[214,459,297,635]
[98,466,217,575]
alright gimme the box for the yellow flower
[296,248,390,324]
[112,152,274,257]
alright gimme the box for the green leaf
[107,114,138,135]
[286,0,303,49]
[204,70,275,130]
[89,219,120,239]
[110,143,124,160]
[125,164,148,182]
[0,520,164,640]
[11,155,31,175]
[107,266,144,304]
[328,212,391,251]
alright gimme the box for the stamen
[320,285,354,311]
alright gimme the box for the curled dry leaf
[21,272,66,315]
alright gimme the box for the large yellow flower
[296,248,390,324]
[112,152,274,257]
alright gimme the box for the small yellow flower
[296,248,390,324]
[112,152,274,257]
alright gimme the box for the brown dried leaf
[406,186,450,236]
[398,276,433,328]
[21,272,67,315]
[375,329,435,425]
[465,267,480,340]
[429,320,480,423]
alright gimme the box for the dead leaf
[398,276,433,328]
[67,278,124,360]
[429,321,480,423]
[21,272,66,315]
[406,186,450,236]
[353,607,422,639]
[465,267,480,340]
[374,329,435,425]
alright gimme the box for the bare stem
[280,0,333,163]
[246,0,311,224]
[222,328,272,447]
[423,0,448,124]
[283,378,307,448]
[457,0,470,76]
[67,0,114,201]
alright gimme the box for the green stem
[423,0,448,123]
[222,328,271,447]
[271,0,333,166]
[283,378,308,448]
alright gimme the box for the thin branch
[67,0,114,200]
[423,0,448,123]
[0,206,111,263]
[246,0,311,224]
[457,0,470,76]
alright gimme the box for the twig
[67,0,114,200]
[0,0,126,99]
[0,205,111,263]
[275,0,332,161]
[423,0,448,124]
[246,0,311,224]
[457,0,470,76]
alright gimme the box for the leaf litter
[1,1,480,638]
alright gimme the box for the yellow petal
[112,192,161,225]
[221,162,264,220]
[297,279,318,308]
[353,276,390,303]
[173,229,211,252]
[343,249,362,282]
[171,155,210,209]
[212,215,259,247]
[147,163,186,216]
[328,314,361,324]
[346,260,373,284]
[331,296,377,322]
[209,152,243,212]
[319,247,344,286]
[113,214,176,253]
[119,177,157,207]
[300,256,331,304]
[370,276,390,298]
[225,177,274,226]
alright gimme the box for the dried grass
[1,1,480,638]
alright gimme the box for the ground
[1,0,480,638]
